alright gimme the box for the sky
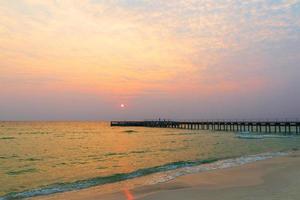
[0,0,300,121]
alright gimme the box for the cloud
[0,0,299,119]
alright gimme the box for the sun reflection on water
[123,189,134,200]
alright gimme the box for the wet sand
[33,151,300,200]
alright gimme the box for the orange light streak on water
[123,189,134,200]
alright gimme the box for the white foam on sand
[236,134,294,139]
[148,152,288,185]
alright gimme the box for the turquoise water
[0,121,300,199]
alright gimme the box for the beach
[1,122,300,200]
[33,150,300,200]
[3,122,300,199]
[2,0,300,199]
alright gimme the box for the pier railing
[111,120,300,134]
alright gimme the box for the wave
[236,134,294,139]
[0,152,288,200]
[147,152,288,184]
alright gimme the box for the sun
[120,104,125,108]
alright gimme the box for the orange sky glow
[0,0,300,120]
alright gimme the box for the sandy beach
[32,150,300,200]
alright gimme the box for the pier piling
[110,120,300,135]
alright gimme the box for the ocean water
[0,121,300,199]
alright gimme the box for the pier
[111,120,300,134]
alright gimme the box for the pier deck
[111,120,300,134]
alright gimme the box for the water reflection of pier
[111,120,300,134]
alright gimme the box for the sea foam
[147,152,288,184]
[0,152,288,200]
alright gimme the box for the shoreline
[29,150,300,200]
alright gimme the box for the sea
[0,121,299,199]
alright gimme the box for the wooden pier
[111,120,300,134]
